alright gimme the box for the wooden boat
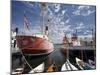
[12,68,23,75]
[29,62,44,73]
[16,3,54,55]
[47,63,58,72]
[16,35,54,55]
[61,59,78,71]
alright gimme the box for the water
[11,44,95,74]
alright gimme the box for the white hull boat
[12,68,23,75]
[76,57,94,70]
[61,59,78,71]
[29,62,44,73]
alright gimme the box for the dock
[67,46,95,50]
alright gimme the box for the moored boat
[76,57,84,70]
[46,63,58,72]
[29,62,45,73]
[60,34,69,55]
[61,34,69,49]
[12,68,23,75]
[61,34,78,71]
[76,57,93,70]
[16,3,54,55]
[61,59,78,71]
[16,35,54,55]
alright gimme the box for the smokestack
[45,25,49,36]
[45,19,50,36]
[15,27,18,34]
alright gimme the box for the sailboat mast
[41,3,46,36]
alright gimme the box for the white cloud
[45,4,72,43]
[26,2,34,7]
[22,1,34,8]
[54,4,61,13]
[62,25,71,31]
[62,10,66,15]
[65,19,70,23]
[73,10,80,15]
[83,32,88,35]
[75,22,84,29]
[83,30,91,35]
[24,3,93,44]
[60,21,64,25]
[73,5,95,16]
[78,6,90,10]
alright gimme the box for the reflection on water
[12,44,95,74]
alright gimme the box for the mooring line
[20,49,33,70]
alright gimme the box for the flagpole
[23,13,30,35]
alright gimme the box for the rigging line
[20,49,33,70]
[67,60,73,70]
[65,61,69,70]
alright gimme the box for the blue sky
[11,1,96,43]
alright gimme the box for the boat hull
[61,59,78,71]
[16,35,54,55]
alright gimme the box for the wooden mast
[41,3,46,36]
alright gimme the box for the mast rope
[20,49,33,70]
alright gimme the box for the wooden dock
[67,46,95,50]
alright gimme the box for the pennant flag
[24,14,30,30]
